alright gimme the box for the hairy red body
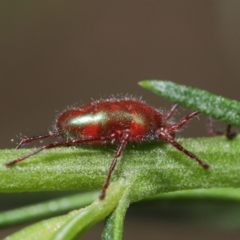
[57,99,163,142]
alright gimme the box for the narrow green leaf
[4,209,79,240]
[150,188,240,201]
[102,190,130,240]
[0,147,109,192]
[139,80,240,126]
[1,137,240,201]
[5,182,125,240]
[0,192,98,227]
[52,182,126,240]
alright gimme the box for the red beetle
[6,98,209,199]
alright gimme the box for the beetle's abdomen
[56,99,162,142]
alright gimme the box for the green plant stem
[1,137,240,200]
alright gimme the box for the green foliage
[1,80,240,239]
[139,80,240,126]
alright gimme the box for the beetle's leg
[6,135,116,167]
[208,117,236,140]
[167,111,199,134]
[99,130,131,200]
[160,111,209,169]
[226,124,237,140]
[157,129,209,169]
[165,104,178,121]
[7,131,130,200]
[15,131,60,149]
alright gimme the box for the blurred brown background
[1,1,240,239]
